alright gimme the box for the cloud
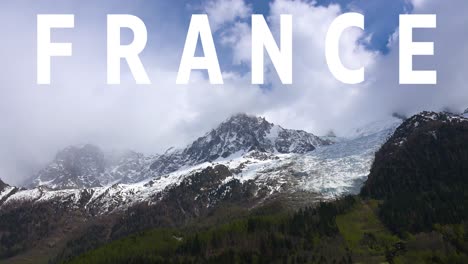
[410,0,426,9]
[219,0,377,133]
[220,0,468,134]
[0,0,263,185]
[204,0,252,32]
[1,0,468,186]
[357,0,468,116]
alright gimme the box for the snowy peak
[185,113,328,159]
[184,113,274,161]
[31,144,106,189]
[29,145,158,189]
[149,113,329,176]
[387,111,468,148]
[29,114,329,190]
[402,111,466,128]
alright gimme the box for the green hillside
[62,196,468,264]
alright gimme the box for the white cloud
[221,0,377,133]
[221,0,468,135]
[361,0,468,116]
[410,0,426,9]
[0,1,263,185]
[1,0,468,186]
[204,0,252,32]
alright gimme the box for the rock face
[30,144,106,189]
[0,179,6,190]
[0,179,17,205]
[29,146,159,190]
[361,111,468,233]
[149,113,329,176]
[101,151,158,185]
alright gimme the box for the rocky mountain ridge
[1,113,403,217]
[148,114,331,177]
[27,114,330,190]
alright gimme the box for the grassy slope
[67,229,182,264]
[336,200,400,263]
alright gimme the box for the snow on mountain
[390,111,468,148]
[0,178,6,190]
[148,113,330,177]
[30,144,106,189]
[28,145,159,190]
[28,114,328,190]
[101,151,159,185]
[0,179,17,203]
[215,116,402,199]
[6,114,404,215]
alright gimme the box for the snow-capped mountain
[0,112,413,261]
[30,144,106,189]
[101,150,159,185]
[2,111,466,263]
[6,113,404,216]
[29,113,330,190]
[28,145,159,190]
[0,179,17,204]
[390,111,468,148]
[148,113,330,176]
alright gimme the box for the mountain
[3,111,468,263]
[29,145,159,190]
[0,113,403,262]
[101,150,159,185]
[15,113,401,213]
[13,113,403,213]
[60,111,468,263]
[362,111,468,199]
[0,179,17,206]
[28,114,328,190]
[149,113,330,176]
[188,113,329,155]
[362,111,468,233]
[30,144,106,189]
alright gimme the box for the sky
[1,0,467,185]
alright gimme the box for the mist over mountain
[25,114,330,191]
[2,0,468,186]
